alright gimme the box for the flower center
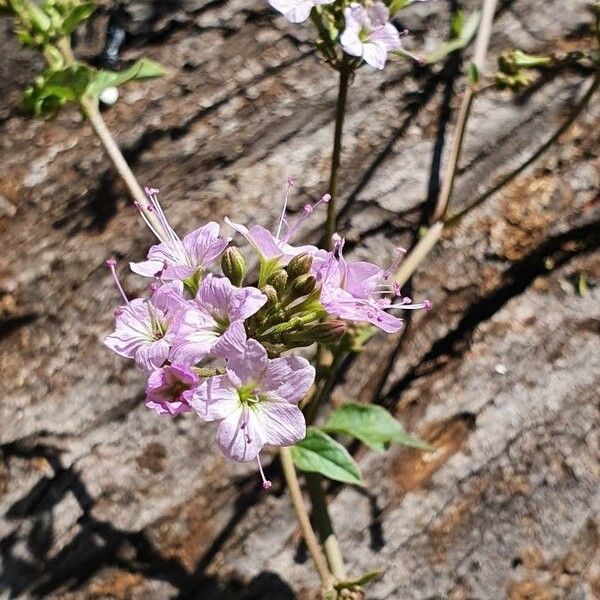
[238,384,261,406]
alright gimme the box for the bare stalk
[394,0,498,286]
[280,447,335,594]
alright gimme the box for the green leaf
[291,427,364,486]
[23,63,95,117]
[578,273,589,297]
[389,0,409,17]
[87,58,166,98]
[424,11,480,64]
[61,2,96,34]
[323,403,433,452]
[334,570,384,591]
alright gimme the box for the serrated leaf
[291,427,364,486]
[87,58,166,98]
[324,403,433,452]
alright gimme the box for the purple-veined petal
[263,355,315,404]
[135,338,170,372]
[190,375,239,421]
[216,407,266,462]
[370,22,401,52]
[256,401,306,446]
[362,41,388,69]
[168,306,219,365]
[227,339,269,386]
[213,320,248,360]
[182,221,230,267]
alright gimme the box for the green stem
[306,473,346,579]
[55,37,165,238]
[325,53,351,248]
[280,447,335,594]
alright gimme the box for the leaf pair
[23,58,165,118]
[291,403,432,485]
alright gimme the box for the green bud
[221,247,246,286]
[262,284,278,304]
[292,273,316,297]
[286,252,313,279]
[266,269,288,295]
[286,320,347,345]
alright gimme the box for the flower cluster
[267,0,406,70]
[104,185,429,487]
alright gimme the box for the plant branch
[325,52,351,248]
[55,37,165,238]
[446,73,600,225]
[394,0,497,287]
[431,0,498,222]
[306,473,346,579]
[280,447,335,594]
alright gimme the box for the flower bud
[284,320,347,346]
[266,269,288,295]
[286,253,313,279]
[262,284,278,305]
[292,273,316,297]
[221,247,246,286]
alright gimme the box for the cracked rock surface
[1,0,599,598]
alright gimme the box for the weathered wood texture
[1,0,599,598]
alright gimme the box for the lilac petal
[135,338,170,372]
[129,258,164,278]
[345,261,384,298]
[269,0,314,23]
[213,320,248,359]
[161,264,196,281]
[168,307,219,365]
[151,281,188,313]
[227,339,269,387]
[257,401,306,446]
[216,408,265,462]
[190,375,239,421]
[368,1,390,27]
[370,23,401,52]
[263,355,315,404]
[182,221,230,267]
[197,275,266,323]
[362,41,388,69]
[104,298,156,359]
[224,218,283,260]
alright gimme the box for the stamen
[276,177,296,239]
[383,246,407,281]
[281,193,331,244]
[134,200,164,242]
[105,257,129,304]
[144,188,181,245]
[387,299,431,311]
[257,454,272,490]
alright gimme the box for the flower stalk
[325,52,352,248]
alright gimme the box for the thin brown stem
[325,53,351,248]
[55,37,165,238]
[431,0,498,222]
[280,447,335,593]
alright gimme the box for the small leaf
[468,62,479,85]
[291,427,364,486]
[578,273,589,297]
[324,403,433,452]
[389,0,409,16]
[87,58,166,98]
[62,2,96,35]
[334,570,384,591]
[424,11,480,64]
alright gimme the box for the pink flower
[145,364,199,416]
[268,0,334,23]
[130,189,230,283]
[225,184,330,274]
[340,2,401,70]
[104,297,172,372]
[190,339,313,486]
[316,236,429,333]
[169,275,266,365]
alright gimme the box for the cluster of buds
[104,183,429,487]
[266,0,423,70]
